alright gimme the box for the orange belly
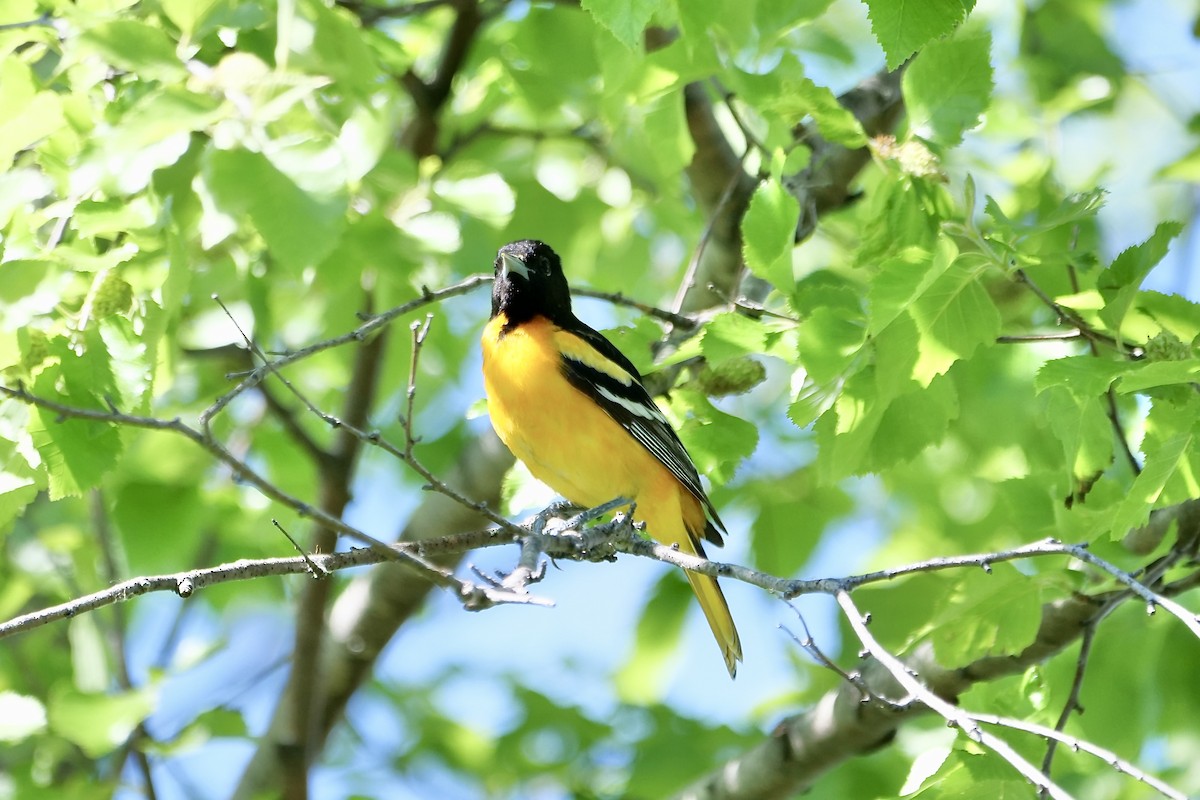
[481,315,679,512]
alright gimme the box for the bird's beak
[500,252,529,281]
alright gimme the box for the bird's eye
[538,257,551,275]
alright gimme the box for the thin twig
[0,506,649,640]
[1060,541,1200,639]
[0,535,510,640]
[1040,624,1097,790]
[835,591,1075,800]
[1013,270,1143,355]
[572,287,698,328]
[781,602,898,707]
[200,275,493,426]
[1105,385,1142,474]
[1059,258,1144,475]
[976,710,1187,800]
[209,293,331,463]
[712,81,772,160]
[672,157,750,315]
[271,520,326,578]
[996,331,1087,344]
[704,282,801,322]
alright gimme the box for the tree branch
[0,383,523,608]
[974,710,1187,800]
[284,290,389,796]
[92,489,159,800]
[398,0,484,157]
[11,504,1197,647]
[835,591,1076,799]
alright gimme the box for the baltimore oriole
[481,239,743,677]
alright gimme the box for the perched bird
[481,239,743,677]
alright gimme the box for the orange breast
[480,315,688,532]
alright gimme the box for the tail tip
[722,643,743,679]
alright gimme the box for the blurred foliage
[0,0,1198,798]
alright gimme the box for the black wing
[555,320,726,545]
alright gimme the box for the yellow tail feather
[685,569,743,678]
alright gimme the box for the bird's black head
[491,239,574,327]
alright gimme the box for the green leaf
[78,20,185,81]
[930,565,1042,664]
[0,60,64,167]
[872,310,920,402]
[0,261,65,330]
[770,75,867,147]
[862,0,970,69]
[1115,360,1200,395]
[747,471,851,574]
[615,572,690,702]
[1110,429,1195,539]
[854,171,941,267]
[106,87,225,148]
[640,93,695,176]
[1039,386,1112,488]
[0,0,38,25]
[797,305,867,387]
[72,87,222,197]
[581,0,666,49]
[675,393,757,484]
[813,371,879,479]
[1097,222,1184,335]
[912,749,1033,798]
[1020,2,1125,105]
[699,313,768,364]
[626,704,749,797]
[903,31,994,145]
[31,334,123,499]
[602,316,664,376]
[742,178,800,289]
[1133,291,1200,345]
[796,274,867,387]
[160,0,223,38]
[0,407,42,530]
[1030,188,1108,234]
[788,381,837,430]
[909,258,1000,383]
[814,366,957,479]
[203,146,348,273]
[870,374,958,469]
[868,245,942,335]
[48,687,158,758]
[297,0,381,96]
[1035,355,1128,400]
